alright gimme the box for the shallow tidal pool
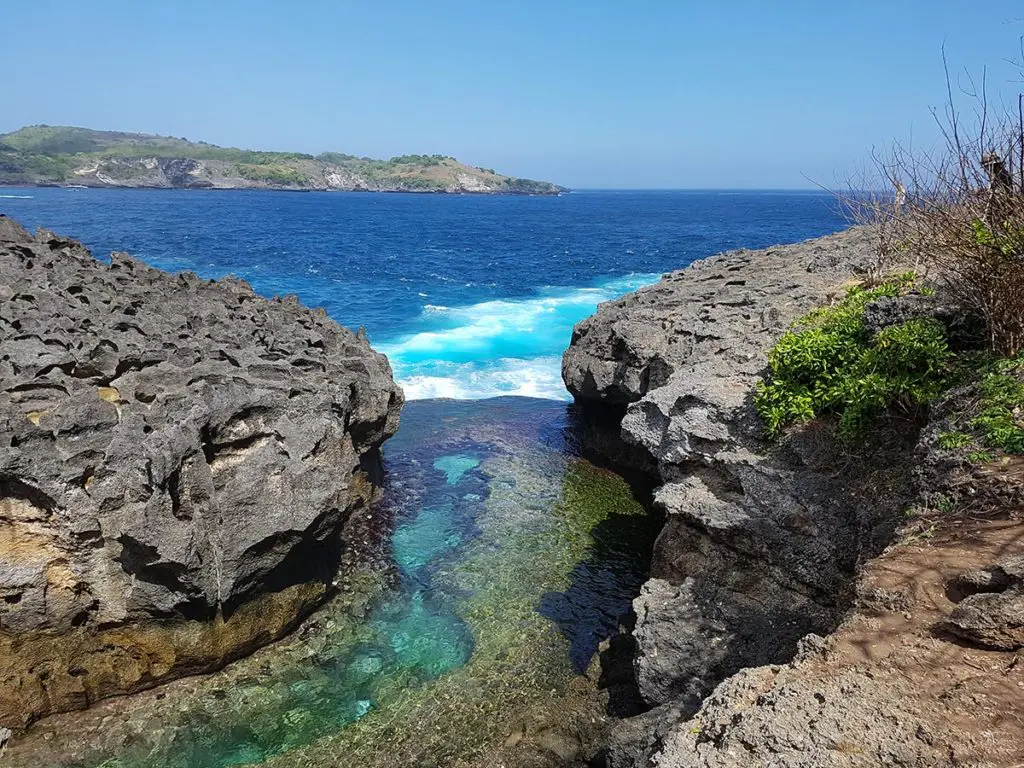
[11,398,657,768]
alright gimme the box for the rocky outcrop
[63,155,560,193]
[563,228,926,765]
[0,215,402,728]
[946,555,1024,650]
[645,517,1024,767]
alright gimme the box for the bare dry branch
[845,52,1024,356]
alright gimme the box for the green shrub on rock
[755,275,954,440]
[971,353,1024,454]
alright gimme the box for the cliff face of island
[563,229,1024,766]
[0,215,403,730]
[0,125,565,194]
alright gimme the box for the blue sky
[3,1,1023,188]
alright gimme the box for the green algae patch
[557,459,647,529]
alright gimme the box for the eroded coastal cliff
[0,215,402,729]
[563,228,1024,766]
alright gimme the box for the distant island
[0,125,565,194]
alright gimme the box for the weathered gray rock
[651,662,952,768]
[863,292,948,332]
[947,555,1024,650]
[563,228,919,764]
[563,228,879,408]
[0,215,402,727]
[862,292,987,352]
[632,575,833,707]
[599,701,691,768]
[644,532,1024,768]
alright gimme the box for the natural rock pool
[9,398,658,768]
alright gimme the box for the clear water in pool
[16,398,658,768]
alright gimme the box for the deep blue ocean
[1,188,847,399]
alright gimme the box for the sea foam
[379,273,658,401]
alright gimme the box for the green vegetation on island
[0,125,565,194]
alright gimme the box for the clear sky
[3,1,1023,188]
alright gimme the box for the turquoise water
[432,454,481,484]
[94,436,484,766]
[377,274,658,398]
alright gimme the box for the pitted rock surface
[0,215,402,725]
[563,228,921,765]
[562,227,878,409]
[641,519,1024,768]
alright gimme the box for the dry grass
[844,48,1024,357]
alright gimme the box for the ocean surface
[1,188,848,399]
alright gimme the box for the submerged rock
[0,215,402,728]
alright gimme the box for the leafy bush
[99,144,314,164]
[971,353,1024,453]
[1,125,108,154]
[317,151,359,164]
[937,431,973,449]
[504,177,557,194]
[388,154,453,165]
[926,354,1023,462]
[755,275,954,440]
[397,176,447,191]
[14,153,74,181]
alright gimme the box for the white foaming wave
[380,273,660,365]
[381,272,661,401]
[397,357,569,401]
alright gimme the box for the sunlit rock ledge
[0,215,402,728]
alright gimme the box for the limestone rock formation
[0,215,403,728]
[563,228,923,765]
[0,125,565,194]
[640,517,1024,767]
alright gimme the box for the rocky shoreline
[2,214,1021,766]
[563,227,1024,766]
[0,215,402,729]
